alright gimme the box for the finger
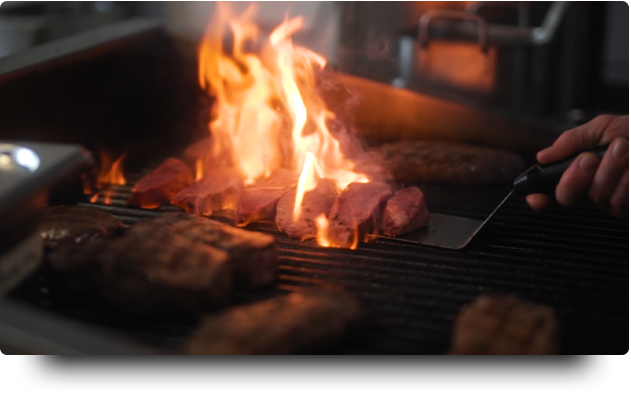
[555,152,600,207]
[526,194,553,212]
[609,169,629,220]
[537,115,614,164]
[588,137,629,211]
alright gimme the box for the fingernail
[579,154,598,173]
[613,139,628,159]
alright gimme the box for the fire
[198,3,369,246]
[88,152,126,204]
[314,214,330,247]
[195,158,204,181]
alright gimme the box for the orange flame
[195,158,204,181]
[315,214,330,247]
[198,3,369,247]
[88,152,126,204]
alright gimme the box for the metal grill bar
[10,167,628,354]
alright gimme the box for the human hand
[526,115,629,219]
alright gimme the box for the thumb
[537,116,612,164]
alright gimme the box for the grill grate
[9,166,629,354]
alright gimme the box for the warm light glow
[87,152,126,204]
[315,214,330,247]
[195,158,204,181]
[197,3,369,247]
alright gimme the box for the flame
[87,152,126,204]
[314,214,330,247]
[198,3,369,247]
[195,158,204,181]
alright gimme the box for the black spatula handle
[513,143,611,195]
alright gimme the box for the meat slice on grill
[127,157,193,209]
[448,294,558,355]
[236,169,298,226]
[172,167,243,216]
[47,233,232,318]
[128,212,277,289]
[39,206,125,250]
[182,287,363,354]
[275,178,338,241]
[380,186,430,237]
[327,182,393,248]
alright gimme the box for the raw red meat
[276,179,338,241]
[380,186,429,237]
[327,182,393,248]
[127,158,193,209]
[236,169,298,226]
[173,167,243,216]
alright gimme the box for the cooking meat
[275,179,338,241]
[47,232,232,318]
[39,206,125,250]
[448,294,558,355]
[380,187,429,237]
[173,167,243,216]
[127,157,193,209]
[376,140,524,186]
[236,169,298,226]
[182,287,363,354]
[327,182,393,248]
[128,212,277,289]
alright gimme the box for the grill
[1,18,628,355]
[8,161,628,355]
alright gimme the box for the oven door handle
[418,9,489,53]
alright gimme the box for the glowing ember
[198,4,369,247]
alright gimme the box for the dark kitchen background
[0,2,628,355]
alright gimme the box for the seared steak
[327,182,393,248]
[376,141,524,186]
[127,157,193,209]
[182,287,363,354]
[381,187,429,237]
[47,233,232,318]
[39,206,125,250]
[128,212,277,289]
[173,167,243,216]
[448,294,558,355]
[236,169,298,226]
[275,179,338,241]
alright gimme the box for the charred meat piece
[173,167,243,216]
[327,182,393,248]
[376,141,524,186]
[182,287,363,354]
[47,233,232,318]
[128,212,277,289]
[276,179,338,241]
[127,157,193,209]
[237,169,298,226]
[39,206,125,250]
[380,187,429,237]
[448,294,558,355]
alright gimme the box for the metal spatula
[377,144,611,249]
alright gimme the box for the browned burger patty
[182,287,363,355]
[375,140,524,186]
[448,294,558,355]
[128,212,277,290]
[47,232,232,319]
[39,206,125,250]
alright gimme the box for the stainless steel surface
[376,190,515,250]
[0,231,42,295]
[424,2,569,46]
[0,299,164,355]
[0,141,93,218]
[419,10,488,51]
